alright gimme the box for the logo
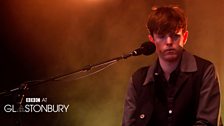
[4,97,69,113]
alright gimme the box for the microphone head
[141,41,156,56]
[133,41,156,56]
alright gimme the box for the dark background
[0,0,223,126]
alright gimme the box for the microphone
[132,41,156,56]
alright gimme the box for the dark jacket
[122,50,221,126]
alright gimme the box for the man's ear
[148,34,154,42]
[183,31,188,45]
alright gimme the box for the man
[122,6,221,126]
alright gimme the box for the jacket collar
[143,50,197,85]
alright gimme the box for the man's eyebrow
[174,31,182,35]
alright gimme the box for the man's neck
[159,58,181,81]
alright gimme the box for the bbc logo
[26,98,40,103]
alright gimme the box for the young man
[122,6,221,126]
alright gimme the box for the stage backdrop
[0,0,223,126]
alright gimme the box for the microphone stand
[0,52,134,97]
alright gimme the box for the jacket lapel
[173,50,198,98]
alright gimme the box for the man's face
[150,29,188,62]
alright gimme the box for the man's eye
[158,35,165,39]
[173,34,180,40]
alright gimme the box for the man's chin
[163,55,179,62]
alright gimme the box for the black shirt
[147,61,180,126]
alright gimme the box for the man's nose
[165,36,173,45]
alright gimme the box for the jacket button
[168,110,173,114]
[139,114,145,119]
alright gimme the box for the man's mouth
[164,49,177,54]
